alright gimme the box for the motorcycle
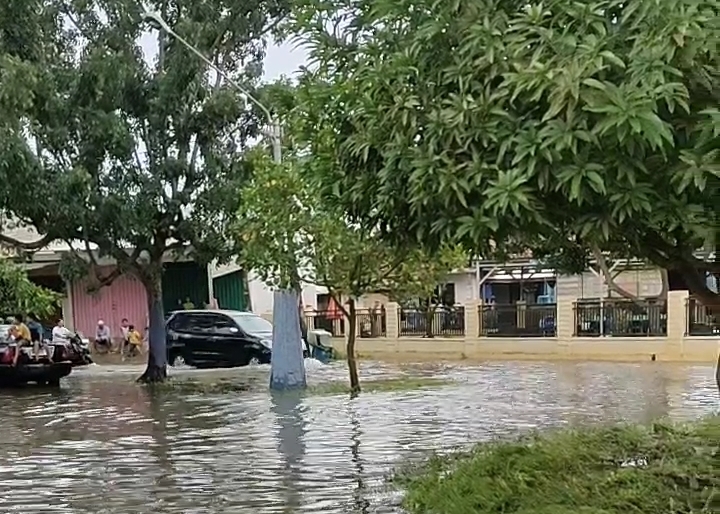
[49,333,93,367]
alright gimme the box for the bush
[400,416,719,513]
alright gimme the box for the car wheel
[247,355,262,366]
[171,354,186,367]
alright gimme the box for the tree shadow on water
[349,404,370,514]
[270,391,308,512]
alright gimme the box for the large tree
[238,152,467,392]
[291,0,720,298]
[290,0,720,391]
[0,0,289,381]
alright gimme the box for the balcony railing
[685,297,720,336]
[305,308,387,338]
[480,303,556,337]
[398,307,465,337]
[574,299,667,337]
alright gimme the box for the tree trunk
[138,276,167,384]
[347,298,360,393]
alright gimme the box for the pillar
[386,302,400,338]
[269,289,307,390]
[666,290,688,359]
[464,300,479,337]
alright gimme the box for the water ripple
[0,360,714,513]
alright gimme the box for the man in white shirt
[52,319,72,344]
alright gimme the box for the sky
[139,31,310,83]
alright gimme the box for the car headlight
[259,339,272,350]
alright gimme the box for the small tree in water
[237,154,466,392]
[0,0,289,382]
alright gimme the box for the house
[4,226,248,340]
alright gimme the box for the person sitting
[126,325,142,357]
[95,320,111,351]
[11,314,32,366]
[52,319,72,344]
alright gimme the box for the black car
[166,309,302,368]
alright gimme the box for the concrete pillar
[386,302,400,338]
[555,274,579,344]
[269,290,307,390]
[464,301,479,337]
[667,290,688,359]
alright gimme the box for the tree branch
[591,245,643,302]
[0,232,54,251]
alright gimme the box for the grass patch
[308,377,451,396]
[398,415,720,514]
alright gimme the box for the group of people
[94,318,143,356]
[3,314,58,366]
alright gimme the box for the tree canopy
[0,0,288,287]
[0,259,59,319]
[237,151,467,306]
[291,0,720,303]
[0,0,289,380]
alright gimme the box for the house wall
[71,268,148,340]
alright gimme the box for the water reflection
[271,392,307,512]
[0,361,713,513]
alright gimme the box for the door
[185,313,220,366]
[208,314,248,366]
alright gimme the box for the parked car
[166,310,308,368]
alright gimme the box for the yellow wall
[327,290,719,365]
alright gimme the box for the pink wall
[72,268,148,340]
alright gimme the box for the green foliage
[0,259,59,318]
[0,0,289,289]
[399,416,720,513]
[291,0,720,300]
[236,151,467,302]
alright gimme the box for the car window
[211,315,240,336]
[186,314,217,334]
[167,313,190,332]
[230,314,273,335]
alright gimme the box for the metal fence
[479,303,556,337]
[685,297,720,336]
[398,307,465,337]
[574,299,667,337]
[305,308,387,338]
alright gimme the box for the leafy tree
[237,153,466,392]
[291,0,720,298]
[291,0,720,393]
[0,259,60,319]
[0,0,289,381]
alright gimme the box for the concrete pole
[269,121,307,390]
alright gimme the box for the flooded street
[0,360,716,513]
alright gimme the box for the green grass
[307,377,450,396]
[398,415,720,514]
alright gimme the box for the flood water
[0,360,716,513]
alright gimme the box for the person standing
[26,313,45,361]
[120,318,130,355]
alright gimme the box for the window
[168,313,190,332]
[230,314,273,335]
[212,315,240,335]
[186,313,217,334]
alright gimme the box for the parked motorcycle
[49,333,93,367]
